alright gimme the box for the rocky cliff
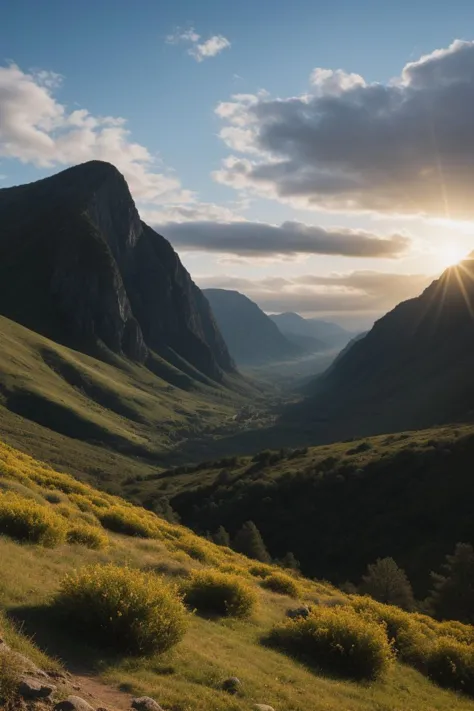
[0,161,234,381]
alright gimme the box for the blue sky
[2,0,474,327]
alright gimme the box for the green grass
[0,314,263,491]
[1,439,474,711]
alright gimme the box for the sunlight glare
[438,244,468,269]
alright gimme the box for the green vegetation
[0,649,20,708]
[260,572,299,598]
[169,424,474,597]
[429,543,474,624]
[359,557,415,610]
[266,606,393,681]
[0,492,66,546]
[427,637,474,695]
[2,438,474,711]
[182,569,256,618]
[57,564,187,655]
[233,521,271,563]
[66,524,108,550]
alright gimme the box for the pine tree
[233,521,271,563]
[359,557,415,610]
[429,542,474,623]
[213,525,231,547]
[280,552,300,571]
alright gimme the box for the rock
[54,696,95,711]
[19,676,56,700]
[222,677,241,694]
[286,605,310,619]
[131,697,164,711]
[254,706,275,711]
[14,652,49,677]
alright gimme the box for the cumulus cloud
[214,39,474,219]
[159,219,410,258]
[197,271,431,318]
[166,26,230,62]
[0,63,194,205]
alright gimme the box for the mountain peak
[0,164,234,380]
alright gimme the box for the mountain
[0,161,234,381]
[294,259,474,437]
[203,289,302,365]
[270,312,350,350]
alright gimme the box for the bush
[182,569,257,618]
[67,525,108,550]
[426,637,474,696]
[249,563,273,579]
[56,564,187,655]
[98,506,158,538]
[260,572,299,598]
[351,596,426,667]
[266,605,393,681]
[0,493,66,547]
[0,650,21,708]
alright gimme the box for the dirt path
[64,673,134,711]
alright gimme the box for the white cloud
[0,63,194,206]
[213,40,474,219]
[166,26,230,62]
[197,271,431,318]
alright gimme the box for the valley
[2,160,474,711]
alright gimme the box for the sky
[2,0,474,329]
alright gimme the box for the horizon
[2,0,474,329]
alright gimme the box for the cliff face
[0,161,234,380]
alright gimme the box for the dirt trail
[64,673,134,711]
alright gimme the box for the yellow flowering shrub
[57,564,187,655]
[67,524,109,550]
[266,605,393,681]
[260,572,299,598]
[182,569,257,618]
[0,492,66,546]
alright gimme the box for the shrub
[0,650,21,708]
[56,564,187,655]
[0,493,66,547]
[266,605,393,681]
[43,490,66,504]
[182,569,257,618]
[260,572,299,598]
[67,525,108,550]
[98,506,158,538]
[426,637,474,696]
[351,596,426,667]
[249,563,273,578]
[359,557,415,610]
[176,537,211,562]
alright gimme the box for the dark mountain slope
[292,259,474,436]
[203,289,301,365]
[0,161,233,381]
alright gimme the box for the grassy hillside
[128,423,474,598]
[2,439,474,711]
[0,314,270,487]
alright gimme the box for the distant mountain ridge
[0,161,234,381]
[290,259,474,436]
[270,312,350,350]
[203,289,301,365]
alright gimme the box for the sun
[437,244,468,269]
